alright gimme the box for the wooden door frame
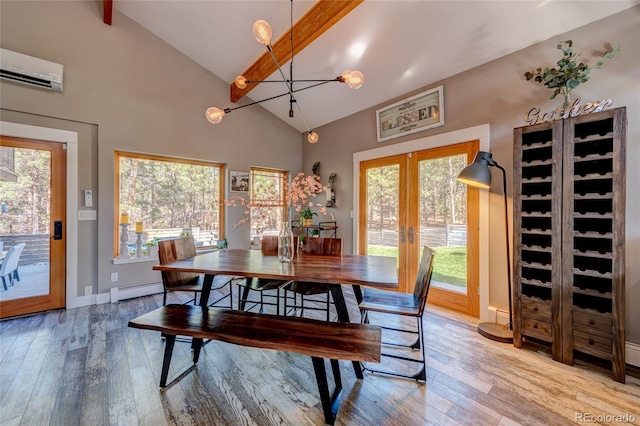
[353,124,493,321]
[411,141,480,316]
[0,121,79,311]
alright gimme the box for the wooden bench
[128,304,381,425]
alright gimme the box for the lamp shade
[457,151,494,189]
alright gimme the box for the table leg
[200,274,215,307]
[329,284,364,379]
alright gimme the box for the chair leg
[360,311,426,382]
[13,269,20,282]
[163,290,167,306]
[1,276,7,291]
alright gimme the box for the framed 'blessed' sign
[376,85,444,143]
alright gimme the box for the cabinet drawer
[522,317,552,342]
[573,310,612,334]
[574,329,612,358]
[521,298,551,319]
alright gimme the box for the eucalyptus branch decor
[524,40,620,108]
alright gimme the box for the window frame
[114,151,225,257]
[249,167,289,237]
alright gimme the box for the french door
[0,136,66,318]
[358,140,480,316]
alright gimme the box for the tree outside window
[115,151,224,256]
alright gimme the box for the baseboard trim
[485,305,640,367]
[109,283,164,303]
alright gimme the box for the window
[249,167,288,237]
[115,151,224,256]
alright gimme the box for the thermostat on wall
[84,189,93,207]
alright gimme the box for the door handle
[53,220,63,240]
[408,226,415,244]
[400,225,405,243]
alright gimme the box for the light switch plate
[78,210,97,220]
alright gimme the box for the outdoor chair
[0,243,26,290]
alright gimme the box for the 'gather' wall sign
[524,97,614,126]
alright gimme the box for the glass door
[358,141,479,315]
[0,136,66,318]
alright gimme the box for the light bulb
[205,107,225,124]
[341,70,351,83]
[252,20,272,45]
[308,131,319,144]
[347,70,364,89]
[234,75,247,89]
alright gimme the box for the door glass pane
[418,154,468,293]
[365,165,400,262]
[0,147,51,301]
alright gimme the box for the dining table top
[152,248,399,290]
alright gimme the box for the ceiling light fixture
[205,0,364,144]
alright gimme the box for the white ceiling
[114,0,638,133]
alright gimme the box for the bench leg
[160,333,176,387]
[311,357,343,426]
[329,285,363,379]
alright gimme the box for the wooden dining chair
[157,237,236,308]
[284,237,342,321]
[359,246,435,381]
[236,235,292,315]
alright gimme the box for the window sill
[112,248,220,265]
[113,256,157,265]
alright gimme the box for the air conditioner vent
[0,48,63,93]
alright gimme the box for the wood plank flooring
[1,284,639,426]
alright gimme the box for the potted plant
[524,40,619,108]
[299,207,317,226]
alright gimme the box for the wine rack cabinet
[513,107,626,383]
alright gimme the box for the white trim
[626,342,640,368]
[0,121,79,309]
[353,124,491,320]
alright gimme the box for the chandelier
[205,0,364,144]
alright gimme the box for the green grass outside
[367,245,467,287]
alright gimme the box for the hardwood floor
[1,284,639,426]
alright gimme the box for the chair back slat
[261,235,279,255]
[158,237,199,286]
[299,237,342,255]
[413,246,436,316]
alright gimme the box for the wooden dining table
[152,248,398,378]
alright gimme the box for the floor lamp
[457,151,513,343]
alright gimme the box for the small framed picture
[230,171,250,193]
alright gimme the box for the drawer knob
[533,307,539,312]
[588,339,595,345]
[589,319,595,325]
[533,324,538,329]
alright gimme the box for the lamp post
[457,151,513,343]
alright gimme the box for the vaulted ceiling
[111,0,638,133]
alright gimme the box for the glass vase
[278,221,294,263]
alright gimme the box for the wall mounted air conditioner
[0,48,63,93]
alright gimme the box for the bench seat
[128,304,381,425]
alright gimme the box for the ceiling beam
[229,0,364,103]
[103,0,113,25]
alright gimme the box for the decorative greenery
[298,207,318,220]
[524,40,620,107]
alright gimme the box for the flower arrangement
[224,172,333,230]
[524,40,620,108]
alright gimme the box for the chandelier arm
[245,78,342,84]
[224,80,333,113]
